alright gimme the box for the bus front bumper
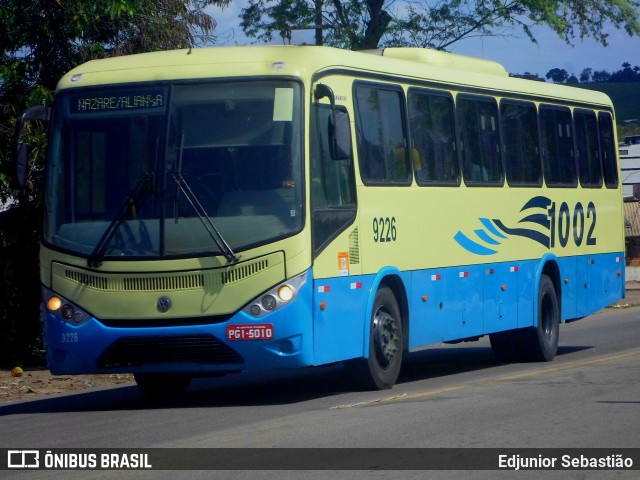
[43,275,315,376]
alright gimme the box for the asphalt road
[1,306,639,480]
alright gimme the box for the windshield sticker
[273,88,294,122]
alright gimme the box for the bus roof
[58,45,613,109]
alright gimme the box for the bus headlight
[244,272,307,318]
[277,285,294,302]
[43,287,91,326]
[47,296,63,311]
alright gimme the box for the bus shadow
[0,364,353,415]
[398,344,593,384]
[0,345,594,415]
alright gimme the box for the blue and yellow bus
[14,46,624,396]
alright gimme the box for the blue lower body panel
[44,273,316,376]
[44,253,624,375]
[310,252,624,359]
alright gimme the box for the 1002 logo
[548,201,597,248]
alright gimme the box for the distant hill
[577,82,640,124]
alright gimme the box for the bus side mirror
[16,143,30,189]
[314,83,351,161]
[329,111,351,160]
[13,106,51,188]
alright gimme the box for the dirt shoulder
[0,369,133,404]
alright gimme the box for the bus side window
[574,109,602,188]
[599,112,619,188]
[501,101,541,186]
[458,96,503,186]
[354,83,411,185]
[407,89,459,185]
[540,106,577,187]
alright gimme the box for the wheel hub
[373,308,399,369]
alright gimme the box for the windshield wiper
[171,170,239,264]
[87,172,154,268]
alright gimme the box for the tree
[1,1,225,104]
[240,0,640,51]
[545,68,569,83]
[0,0,227,366]
[610,61,640,82]
[592,69,612,82]
[579,68,592,83]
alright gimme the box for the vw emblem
[156,296,172,313]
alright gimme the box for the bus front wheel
[346,286,403,390]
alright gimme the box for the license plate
[226,324,274,341]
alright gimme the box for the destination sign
[70,89,166,114]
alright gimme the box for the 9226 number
[373,217,397,242]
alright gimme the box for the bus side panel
[602,253,626,308]
[576,255,592,317]
[556,252,624,322]
[442,265,484,341]
[558,256,578,321]
[311,274,372,365]
[482,261,519,335]
[517,260,537,329]
[576,252,625,318]
[409,268,445,348]
[309,254,623,361]
[409,261,521,350]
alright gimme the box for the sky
[206,3,640,78]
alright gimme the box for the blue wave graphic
[454,196,552,255]
[453,231,498,256]
[474,229,501,245]
[479,218,507,239]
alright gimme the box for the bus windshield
[44,80,303,262]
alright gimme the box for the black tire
[134,373,191,400]
[346,286,403,390]
[522,274,559,361]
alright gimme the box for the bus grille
[60,256,271,292]
[97,335,244,368]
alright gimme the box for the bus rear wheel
[523,274,559,362]
[346,286,403,390]
[490,274,559,363]
[134,373,191,400]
